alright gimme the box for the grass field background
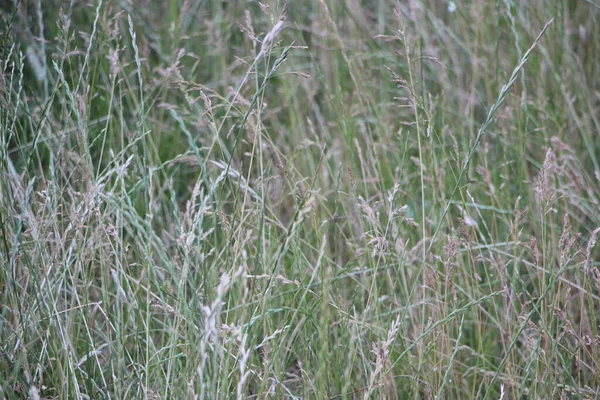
[1,0,600,398]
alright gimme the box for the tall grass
[1,1,599,398]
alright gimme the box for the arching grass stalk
[390,17,553,374]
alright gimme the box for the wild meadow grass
[1,1,599,398]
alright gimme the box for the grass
[1,0,600,398]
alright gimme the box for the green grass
[1,1,600,399]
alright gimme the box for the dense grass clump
[1,1,600,398]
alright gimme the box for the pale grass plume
[364,315,401,399]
